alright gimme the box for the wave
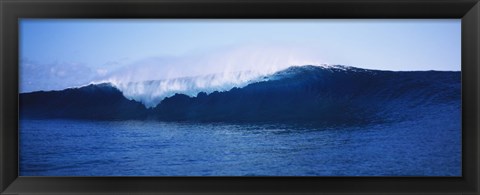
[19,65,461,125]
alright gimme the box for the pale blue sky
[20,19,461,92]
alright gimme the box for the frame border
[1,0,479,194]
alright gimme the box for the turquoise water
[19,111,461,176]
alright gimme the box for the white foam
[105,70,268,108]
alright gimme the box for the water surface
[20,114,461,176]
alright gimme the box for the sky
[20,19,461,93]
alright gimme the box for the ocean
[20,109,461,176]
[19,66,462,176]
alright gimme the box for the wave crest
[106,70,268,108]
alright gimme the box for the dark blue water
[19,105,461,176]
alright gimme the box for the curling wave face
[94,64,351,108]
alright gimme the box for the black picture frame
[1,0,479,194]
